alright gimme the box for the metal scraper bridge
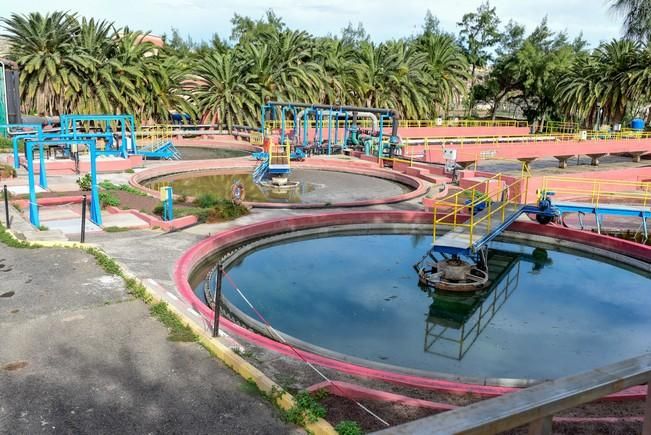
[431,175,651,256]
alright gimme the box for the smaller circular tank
[631,118,645,130]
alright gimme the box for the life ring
[231,182,245,205]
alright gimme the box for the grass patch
[150,301,197,342]
[0,163,16,179]
[335,420,363,435]
[86,247,122,275]
[99,180,146,196]
[0,224,34,248]
[104,226,130,233]
[77,173,92,190]
[284,390,327,426]
[153,193,249,223]
[0,222,329,432]
[99,191,120,208]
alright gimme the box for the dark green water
[217,233,651,380]
[145,172,316,203]
[144,169,411,204]
[177,147,249,160]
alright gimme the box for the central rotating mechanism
[415,248,489,293]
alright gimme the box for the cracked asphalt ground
[0,246,298,434]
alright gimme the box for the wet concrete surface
[0,245,297,434]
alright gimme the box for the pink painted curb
[172,210,651,401]
[307,380,456,411]
[104,206,198,231]
[305,380,645,425]
[130,159,428,209]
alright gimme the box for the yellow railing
[541,121,580,135]
[266,119,529,130]
[378,155,415,168]
[432,174,530,248]
[250,132,263,145]
[398,119,528,128]
[540,176,651,210]
[401,130,651,153]
[137,125,173,149]
[269,139,291,167]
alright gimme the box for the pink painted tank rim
[172,210,651,400]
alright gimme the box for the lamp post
[595,103,603,131]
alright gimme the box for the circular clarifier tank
[144,168,414,204]
[176,147,250,160]
[194,228,651,382]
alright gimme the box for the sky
[0,0,623,48]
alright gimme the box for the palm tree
[556,39,641,126]
[315,38,361,105]
[1,11,90,115]
[418,34,470,116]
[611,0,651,42]
[191,51,261,131]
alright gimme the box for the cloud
[1,0,621,46]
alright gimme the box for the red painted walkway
[412,137,651,167]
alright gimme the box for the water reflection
[146,172,317,203]
[422,248,552,360]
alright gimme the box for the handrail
[541,176,651,210]
[432,174,529,248]
[378,353,651,435]
[266,119,529,130]
[402,131,651,148]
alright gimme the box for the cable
[220,269,390,427]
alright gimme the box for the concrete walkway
[0,245,297,434]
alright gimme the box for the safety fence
[380,353,651,435]
[265,119,529,130]
[402,131,651,151]
[269,140,291,167]
[432,174,530,248]
[136,125,173,150]
[540,176,651,208]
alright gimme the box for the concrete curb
[2,230,335,435]
[173,210,651,400]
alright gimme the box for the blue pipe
[26,142,39,227]
[317,110,323,149]
[334,111,340,146]
[302,109,309,147]
[343,113,349,148]
[37,140,47,189]
[88,139,102,225]
[280,106,286,145]
[377,115,384,157]
[327,109,333,155]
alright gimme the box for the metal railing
[397,119,528,128]
[540,121,580,135]
[378,353,651,435]
[432,174,529,247]
[269,140,291,167]
[403,130,651,149]
[265,119,529,130]
[136,125,173,150]
[541,176,651,209]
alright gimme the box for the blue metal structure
[60,114,137,158]
[551,200,649,239]
[261,101,400,158]
[161,186,174,221]
[432,193,649,260]
[0,123,45,169]
[25,138,102,228]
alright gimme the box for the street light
[595,103,603,131]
